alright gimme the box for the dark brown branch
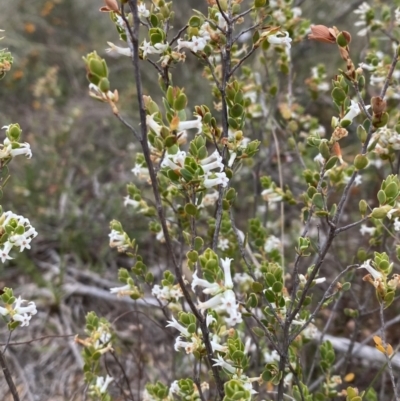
[0,352,20,401]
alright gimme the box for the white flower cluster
[0,211,38,263]
[261,188,283,204]
[141,40,169,58]
[108,229,130,252]
[177,21,211,53]
[161,146,229,189]
[264,235,281,253]
[360,49,400,96]
[1,125,32,159]
[76,321,113,354]
[353,2,377,37]
[0,296,37,327]
[88,375,113,397]
[267,31,292,50]
[152,283,183,304]
[167,314,230,357]
[372,126,400,155]
[193,257,242,326]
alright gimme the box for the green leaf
[325,156,338,170]
[185,203,197,216]
[229,104,244,118]
[174,93,187,111]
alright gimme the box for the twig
[169,24,188,46]
[379,303,399,401]
[110,350,136,401]
[127,1,225,398]
[271,126,285,273]
[233,23,261,44]
[229,46,258,77]
[114,113,141,141]
[334,216,369,234]
[0,351,19,401]
[290,264,357,342]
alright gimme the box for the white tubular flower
[0,296,37,327]
[221,258,233,289]
[106,42,132,57]
[166,316,190,337]
[264,235,281,253]
[88,83,117,102]
[177,115,202,134]
[9,142,32,159]
[215,12,227,30]
[354,1,371,14]
[284,372,293,387]
[161,156,180,171]
[206,313,216,327]
[228,151,237,167]
[342,100,362,123]
[197,292,224,310]
[201,157,224,174]
[199,22,211,40]
[203,172,229,188]
[138,2,150,18]
[264,349,280,363]
[9,228,37,252]
[123,196,141,209]
[261,188,282,203]
[174,335,201,354]
[108,229,129,251]
[12,313,31,327]
[358,260,383,280]
[110,284,135,297]
[131,163,149,178]
[267,31,292,49]
[394,218,400,232]
[220,290,239,315]
[91,375,113,394]
[140,40,168,58]
[202,190,219,207]
[146,113,163,135]
[13,296,37,316]
[0,242,13,263]
[217,237,229,251]
[360,224,376,236]
[191,270,220,294]
[174,336,192,353]
[169,380,180,395]
[212,355,236,374]
[224,309,242,326]
[177,36,207,53]
[314,153,325,165]
[200,150,220,165]
[211,334,228,352]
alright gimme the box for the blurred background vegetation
[0,0,366,273]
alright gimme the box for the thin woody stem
[125,2,225,398]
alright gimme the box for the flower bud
[359,199,368,216]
